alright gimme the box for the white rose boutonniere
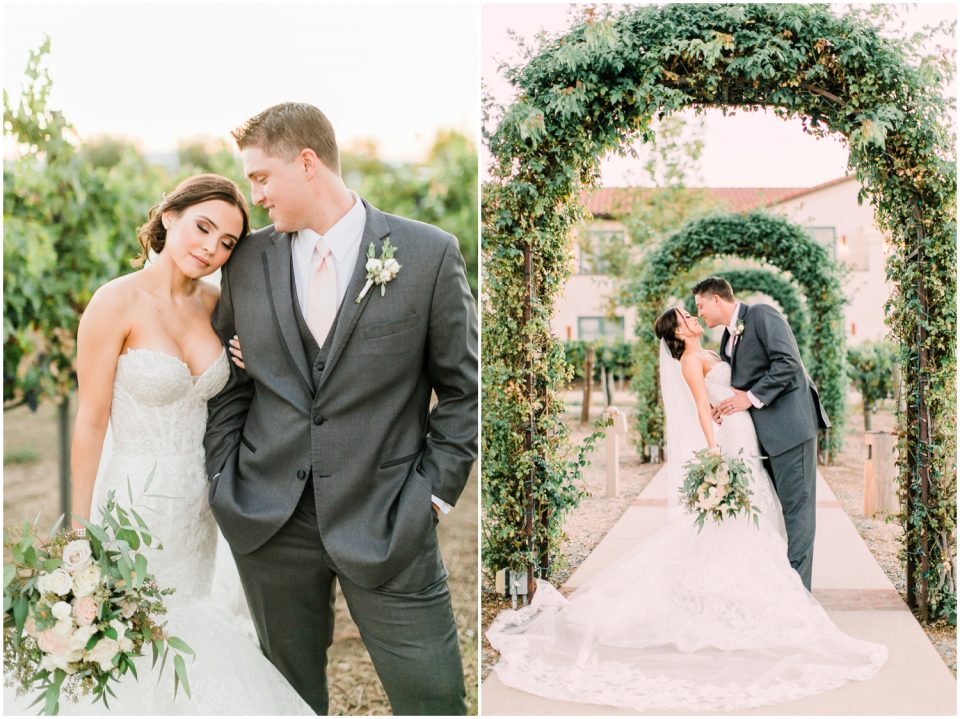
[733,319,745,339]
[356,237,401,303]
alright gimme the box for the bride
[6,175,312,715]
[486,306,887,712]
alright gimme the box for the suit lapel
[316,199,390,390]
[262,231,313,393]
[720,328,732,363]
[730,302,749,369]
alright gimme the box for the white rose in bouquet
[61,539,93,574]
[704,488,723,510]
[110,619,135,652]
[86,637,120,671]
[51,600,73,621]
[41,652,77,674]
[71,565,102,597]
[716,464,730,486]
[37,568,73,596]
[383,258,400,275]
[366,257,381,273]
[70,624,97,653]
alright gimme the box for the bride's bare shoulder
[679,351,705,373]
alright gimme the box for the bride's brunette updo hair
[654,308,686,361]
[133,174,250,268]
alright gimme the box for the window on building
[578,316,625,342]
[836,232,870,272]
[577,229,626,274]
[803,226,837,261]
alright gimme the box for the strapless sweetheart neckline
[121,346,227,382]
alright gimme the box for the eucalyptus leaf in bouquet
[3,478,194,715]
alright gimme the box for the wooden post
[864,431,899,516]
[603,407,628,497]
[581,346,594,425]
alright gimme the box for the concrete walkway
[482,469,957,715]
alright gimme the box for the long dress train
[487,361,887,712]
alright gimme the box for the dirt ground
[2,399,479,715]
[481,387,956,680]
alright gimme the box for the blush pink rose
[36,626,70,657]
[72,596,99,626]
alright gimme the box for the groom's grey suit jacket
[720,302,830,457]
[203,199,478,588]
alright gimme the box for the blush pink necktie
[306,239,337,346]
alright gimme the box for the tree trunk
[581,347,594,426]
[523,243,536,600]
[58,397,72,528]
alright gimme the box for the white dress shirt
[290,193,452,515]
[726,302,764,409]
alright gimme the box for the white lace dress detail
[6,349,313,716]
[487,361,887,712]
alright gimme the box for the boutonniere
[733,320,745,339]
[356,237,401,303]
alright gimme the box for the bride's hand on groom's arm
[229,335,245,370]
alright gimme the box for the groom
[693,277,829,591]
[203,102,477,714]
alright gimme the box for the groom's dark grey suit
[203,199,477,714]
[720,302,829,591]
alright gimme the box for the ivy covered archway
[683,268,811,363]
[483,4,956,621]
[629,212,845,461]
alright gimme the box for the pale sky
[483,3,957,188]
[3,2,480,162]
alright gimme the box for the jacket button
[316,360,325,371]
[297,469,307,481]
[313,415,325,425]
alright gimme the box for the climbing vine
[629,212,845,461]
[483,4,955,620]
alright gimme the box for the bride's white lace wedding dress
[6,348,312,715]
[487,361,887,712]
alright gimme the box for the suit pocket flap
[363,313,420,340]
[379,451,420,469]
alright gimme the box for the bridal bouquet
[679,448,762,532]
[3,483,193,715]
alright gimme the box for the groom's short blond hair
[232,102,340,174]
